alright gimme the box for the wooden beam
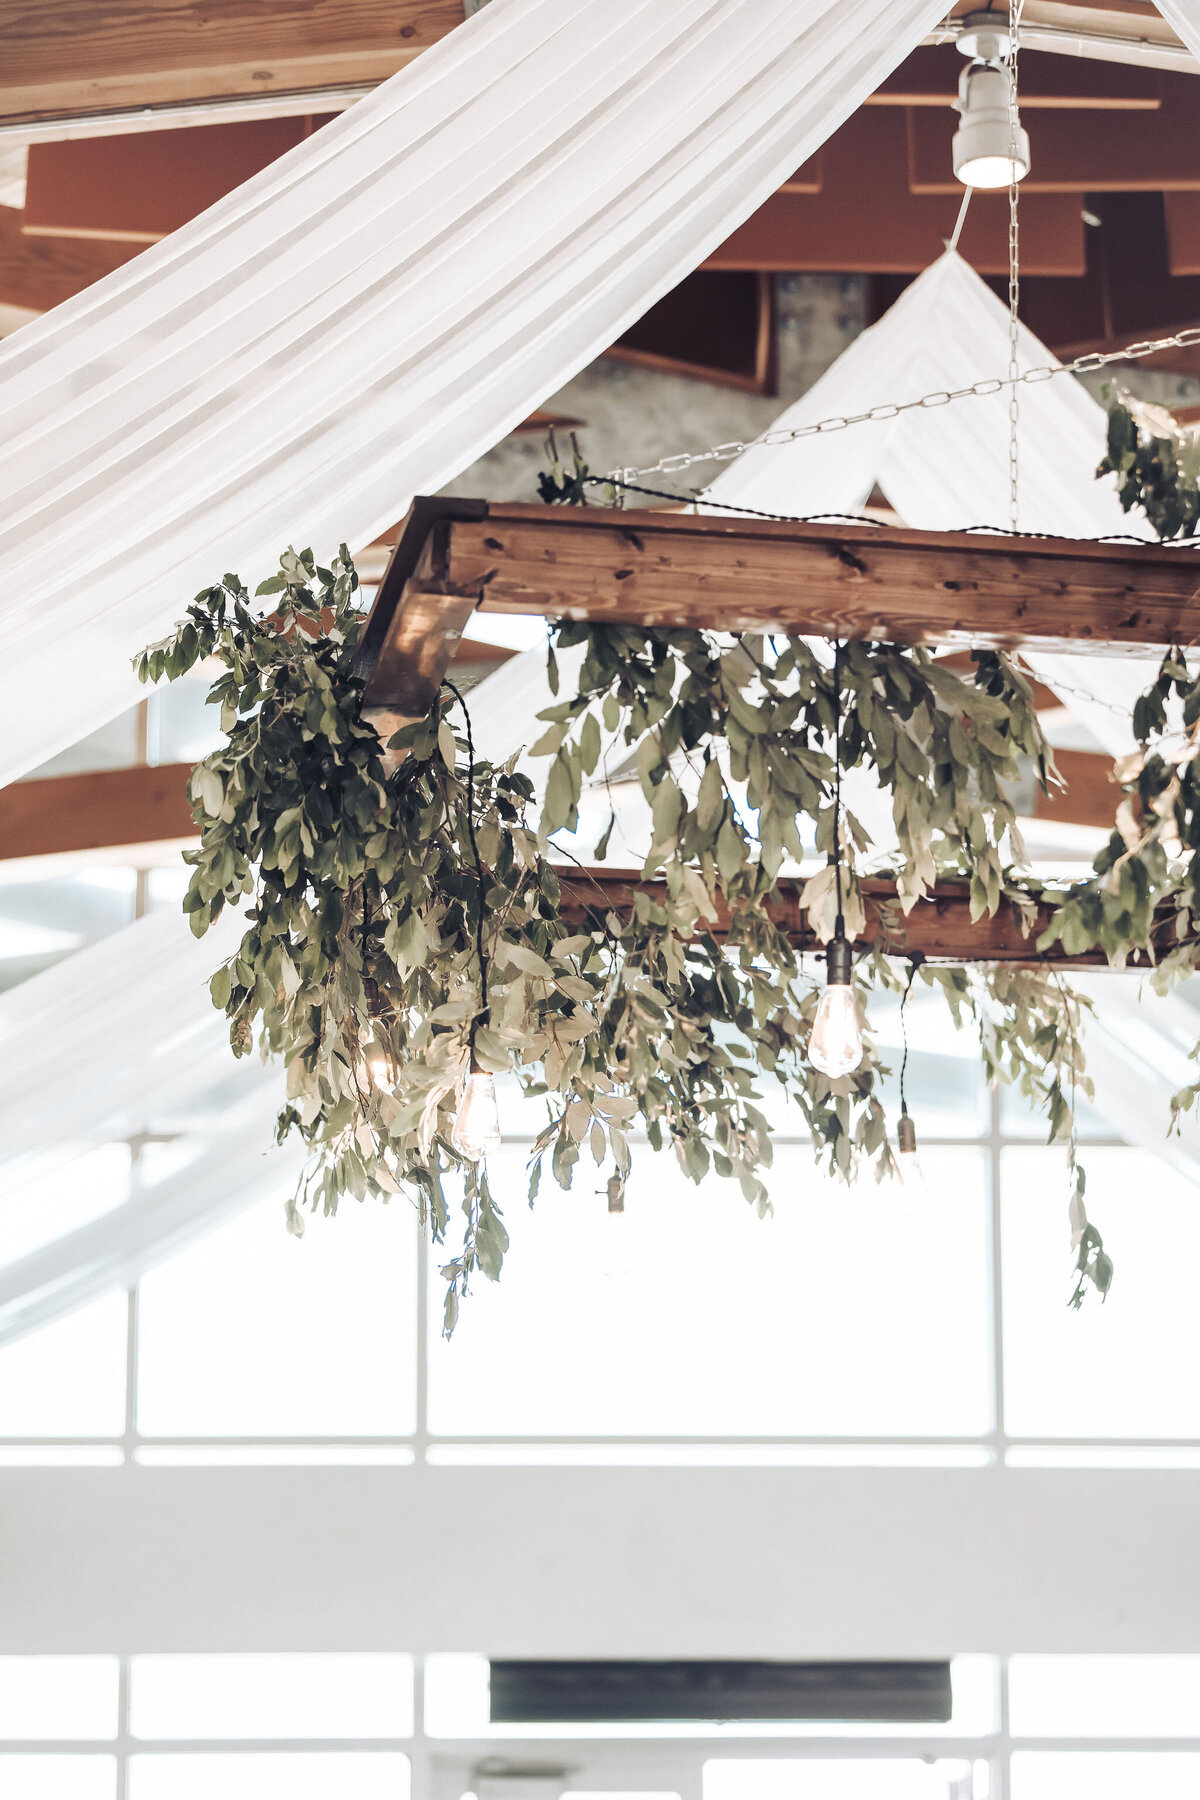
[355,504,1200,728]
[556,871,1181,968]
[706,112,1085,276]
[0,763,195,861]
[0,2,461,125]
[0,201,140,311]
[908,75,1200,192]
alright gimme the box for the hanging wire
[946,182,974,255]
[442,679,489,1046]
[898,956,924,1119]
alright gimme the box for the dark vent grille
[488,1660,953,1724]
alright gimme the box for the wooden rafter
[354,498,1200,731]
[556,872,1184,969]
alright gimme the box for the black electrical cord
[442,679,488,1046]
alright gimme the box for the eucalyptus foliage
[1096,393,1200,541]
[137,538,1134,1323]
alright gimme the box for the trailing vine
[137,521,1144,1326]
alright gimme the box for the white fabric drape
[705,248,1158,759]
[0,0,948,787]
[0,1088,299,1348]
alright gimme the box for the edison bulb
[896,1114,930,1199]
[809,982,864,1078]
[451,1070,502,1161]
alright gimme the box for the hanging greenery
[137,528,1136,1327]
[1096,392,1200,541]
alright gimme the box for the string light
[809,640,865,1080]
[895,958,930,1197]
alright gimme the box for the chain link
[610,325,1200,484]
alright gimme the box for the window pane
[0,1659,119,1739]
[1002,1147,1200,1438]
[0,1145,131,1270]
[0,1756,116,1798]
[704,1761,965,1798]
[1011,1752,1200,1799]
[136,1200,416,1437]
[1009,1655,1200,1737]
[0,1294,127,1437]
[130,1655,413,1740]
[0,872,136,994]
[428,1147,990,1438]
[127,1753,410,1799]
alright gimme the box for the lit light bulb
[896,1112,930,1199]
[451,1069,502,1162]
[365,1042,392,1089]
[952,59,1030,190]
[809,936,864,1078]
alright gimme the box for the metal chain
[608,323,1200,484]
[1006,0,1023,532]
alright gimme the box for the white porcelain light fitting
[951,13,1030,191]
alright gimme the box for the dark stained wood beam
[0,202,140,310]
[0,763,195,860]
[0,1,461,124]
[355,503,1200,731]
[556,871,1183,968]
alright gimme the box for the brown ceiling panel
[870,42,1160,107]
[707,113,1084,276]
[1166,193,1200,276]
[0,202,141,311]
[23,118,330,241]
[908,73,1200,193]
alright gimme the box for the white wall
[4,1464,1198,1654]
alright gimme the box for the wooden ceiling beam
[356,503,1200,733]
[0,2,461,125]
[870,42,1160,107]
[557,871,1175,968]
[0,763,195,861]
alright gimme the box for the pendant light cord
[899,956,923,1119]
[443,680,489,1043]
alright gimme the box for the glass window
[130,1655,413,1740]
[127,1753,410,1799]
[704,1761,968,1798]
[0,1144,132,1270]
[0,1658,119,1739]
[1002,1147,1200,1439]
[21,708,140,779]
[151,680,224,766]
[0,1294,127,1438]
[1010,1752,1200,1799]
[428,1146,990,1439]
[1009,1655,1200,1737]
[136,1199,417,1438]
[0,1756,116,1798]
[0,871,137,994]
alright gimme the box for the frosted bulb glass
[809,982,864,1078]
[451,1071,502,1161]
[897,1146,930,1198]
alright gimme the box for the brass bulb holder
[897,1112,917,1156]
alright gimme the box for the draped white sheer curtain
[0,0,948,787]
